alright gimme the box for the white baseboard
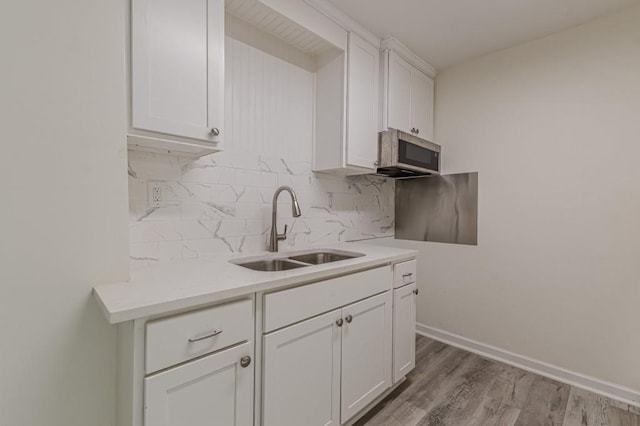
[416,323,640,408]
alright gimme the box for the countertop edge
[95,246,418,324]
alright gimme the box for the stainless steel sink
[235,259,307,272]
[288,251,364,265]
[231,249,365,271]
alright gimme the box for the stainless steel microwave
[376,128,441,178]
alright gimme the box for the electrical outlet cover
[147,182,164,207]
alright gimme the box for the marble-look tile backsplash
[128,37,395,264]
[128,150,395,263]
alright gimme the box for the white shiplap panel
[225,0,334,55]
[224,37,314,162]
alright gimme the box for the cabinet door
[393,283,417,383]
[144,341,253,426]
[263,309,341,426]
[387,52,413,134]
[410,70,434,141]
[131,0,224,142]
[341,291,393,423]
[346,32,379,171]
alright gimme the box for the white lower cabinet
[144,341,254,426]
[262,291,393,426]
[117,260,417,426]
[341,292,393,421]
[393,282,417,383]
[262,309,342,426]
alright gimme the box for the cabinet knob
[240,356,251,368]
[336,318,344,327]
[414,289,419,295]
[345,315,353,324]
[411,128,416,133]
[415,128,420,135]
[210,128,220,136]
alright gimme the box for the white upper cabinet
[387,52,413,134]
[383,44,436,141]
[409,66,434,141]
[346,32,380,171]
[129,0,224,156]
[314,31,380,175]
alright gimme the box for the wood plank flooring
[356,336,640,426]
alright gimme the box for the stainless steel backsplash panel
[395,172,478,245]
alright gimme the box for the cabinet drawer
[394,259,416,288]
[264,266,392,333]
[146,298,253,374]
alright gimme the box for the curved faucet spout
[269,186,301,252]
[291,198,302,217]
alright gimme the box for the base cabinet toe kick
[116,258,417,426]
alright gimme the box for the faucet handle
[277,224,288,241]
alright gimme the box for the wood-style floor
[356,336,640,426]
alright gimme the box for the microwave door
[398,139,440,173]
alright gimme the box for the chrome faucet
[269,186,301,252]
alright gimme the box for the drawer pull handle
[188,330,223,343]
[403,273,413,279]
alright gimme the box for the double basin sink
[232,249,365,272]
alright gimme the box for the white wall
[0,1,129,425]
[397,5,640,391]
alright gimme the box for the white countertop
[93,243,417,324]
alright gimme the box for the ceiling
[327,0,639,70]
